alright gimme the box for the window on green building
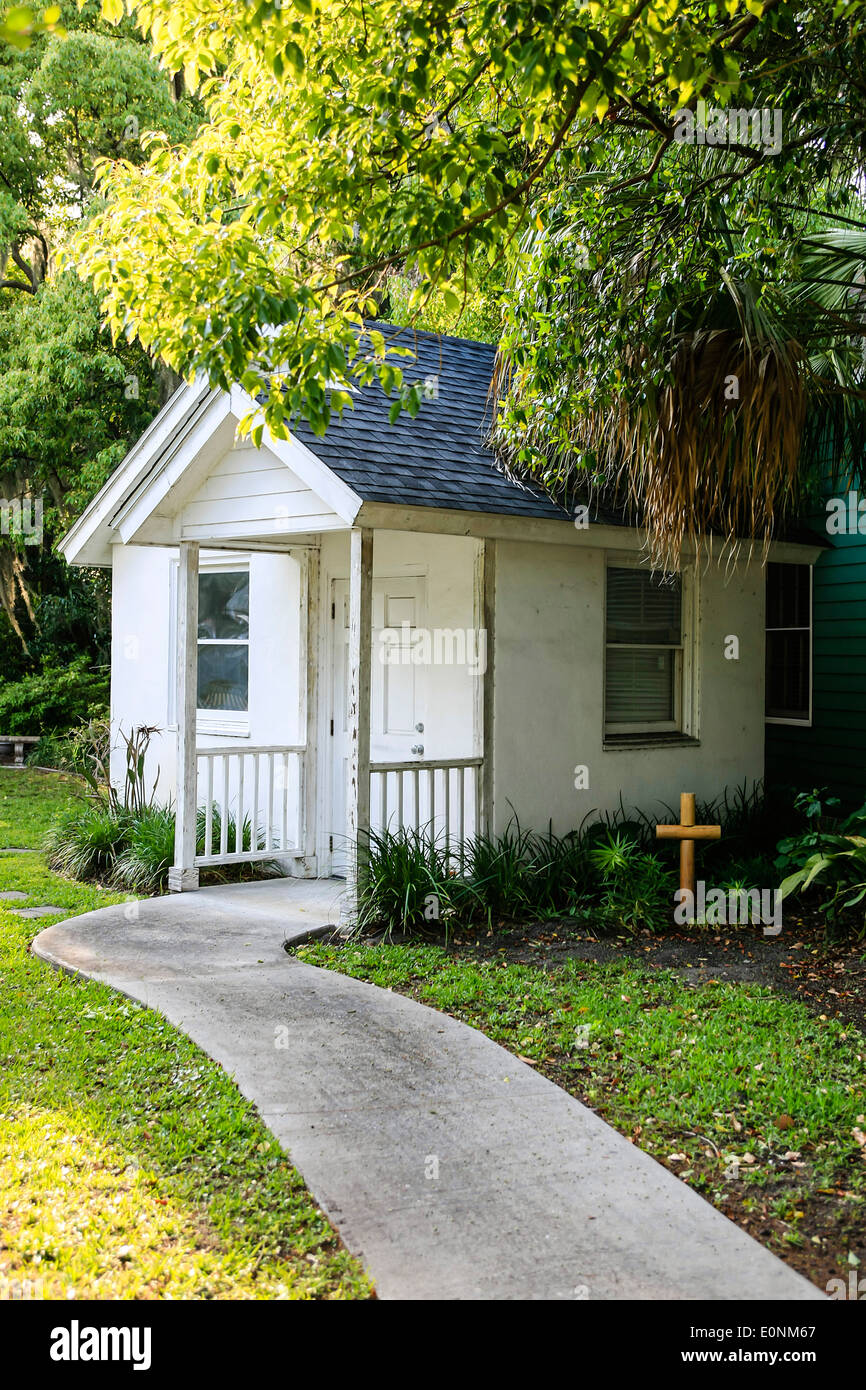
[765,563,811,723]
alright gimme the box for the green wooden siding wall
[765,506,866,805]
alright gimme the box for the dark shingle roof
[289,325,571,521]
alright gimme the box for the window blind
[606,568,681,645]
[605,568,682,726]
[606,648,676,723]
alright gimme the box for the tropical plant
[495,186,866,566]
[774,787,859,880]
[779,839,866,936]
[356,817,673,936]
[775,789,866,933]
[588,831,676,932]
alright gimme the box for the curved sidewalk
[33,879,823,1302]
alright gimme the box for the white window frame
[168,555,251,738]
[765,562,813,727]
[603,554,698,742]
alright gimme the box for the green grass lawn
[0,767,81,849]
[298,938,866,1290]
[0,768,370,1299]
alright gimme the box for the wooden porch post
[169,540,200,892]
[346,527,373,912]
[481,538,496,834]
[300,546,320,875]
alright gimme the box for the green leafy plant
[461,820,544,919]
[356,827,463,938]
[195,805,262,858]
[588,832,675,933]
[26,730,71,770]
[116,723,161,815]
[774,788,860,879]
[779,838,866,936]
[44,801,132,880]
[0,657,108,735]
[774,789,866,935]
[111,804,176,893]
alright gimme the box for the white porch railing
[195,745,305,868]
[369,757,483,861]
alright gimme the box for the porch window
[765,563,811,723]
[605,566,683,734]
[197,570,249,712]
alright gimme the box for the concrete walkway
[33,879,823,1301]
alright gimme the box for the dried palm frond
[493,217,866,568]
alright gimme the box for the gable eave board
[114,391,239,544]
[59,376,217,567]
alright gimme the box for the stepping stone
[13,905,66,918]
[0,890,28,901]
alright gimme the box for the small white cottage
[60,326,821,900]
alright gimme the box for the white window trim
[765,562,813,728]
[603,553,699,742]
[168,555,251,737]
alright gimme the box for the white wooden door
[329,577,426,873]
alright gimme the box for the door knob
[411,744,424,756]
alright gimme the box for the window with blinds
[605,567,683,732]
[765,563,811,723]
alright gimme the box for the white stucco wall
[109,528,766,853]
[109,543,174,799]
[491,539,765,834]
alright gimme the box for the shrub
[356,827,462,936]
[28,717,110,777]
[777,790,866,936]
[44,802,133,881]
[27,731,72,771]
[588,831,676,932]
[779,838,866,936]
[196,805,259,857]
[112,805,177,894]
[528,825,595,915]
[774,788,865,880]
[0,657,108,735]
[462,821,542,917]
[356,820,649,936]
[44,790,279,895]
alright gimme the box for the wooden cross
[655,792,721,905]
